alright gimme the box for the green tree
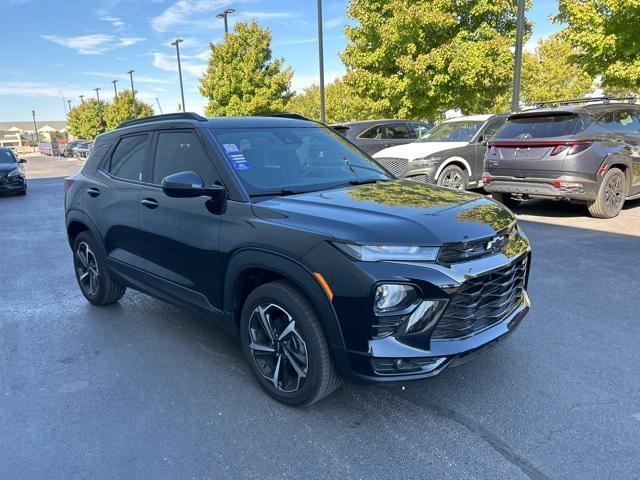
[555,0,640,91]
[104,90,154,130]
[521,34,594,105]
[67,99,106,140]
[287,78,376,123]
[341,0,531,120]
[200,20,293,116]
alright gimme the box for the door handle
[86,187,100,197]
[140,198,159,209]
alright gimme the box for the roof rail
[531,96,637,109]
[266,113,314,121]
[117,112,207,129]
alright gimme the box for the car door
[474,116,507,181]
[381,122,414,152]
[137,129,223,311]
[85,134,149,270]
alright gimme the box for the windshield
[419,120,484,142]
[211,126,392,195]
[496,114,585,139]
[0,149,17,164]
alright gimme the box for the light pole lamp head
[127,69,135,75]
[171,38,184,46]
[216,13,224,18]
[224,8,235,14]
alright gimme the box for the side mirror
[19,159,27,164]
[161,171,225,199]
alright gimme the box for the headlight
[332,243,440,261]
[8,168,20,177]
[374,284,417,313]
[411,156,442,168]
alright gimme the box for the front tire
[587,167,626,218]
[240,280,341,406]
[437,165,468,190]
[73,231,126,305]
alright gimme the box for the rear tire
[73,231,126,305]
[240,280,341,406]
[437,165,468,190]
[587,168,626,219]
[491,192,521,209]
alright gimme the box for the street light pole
[31,110,39,152]
[128,70,137,116]
[216,8,235,34]
[67,99,72,111]
[317,0,326,124]
[94,88,101,103]
[171,38,186,112]
[111,79,118,97]
[511,0,525,112]
[79,94,84,104]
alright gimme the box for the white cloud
[151,51,207,76]
[0,82,87,98]
[323,16,344,30]
[240,11,297,20]
[151,0,231,32]
[101,16,125,29]
[41,34,145,55]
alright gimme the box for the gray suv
[484,98,640,218]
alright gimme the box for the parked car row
[0,147,27,195]
[340,98,639,218]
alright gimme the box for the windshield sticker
[223,143,240,153]
[227,152,251,171]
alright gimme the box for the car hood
[0,163,18,173]
[252,180,515,245]
[373,142,467,161]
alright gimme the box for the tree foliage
[67,100,105,140]
[341,0,531,120]
[521,34,594,105]
[104,90,154,130]
[287,78,376,123]
[555,0,640,91]
[200,20,293,116]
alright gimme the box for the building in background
[0,121,68,150]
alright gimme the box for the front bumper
[0,176,25,192]
[484,174,598,201]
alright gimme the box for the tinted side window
[408,122,430,139]
[109,135,149,181]
[358,125,383,139]
[152,131,217,185]
[617,109,640,134]
[383,123,411,139]
[595,111,620,131]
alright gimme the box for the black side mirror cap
[19,159,27,164]
[161,170,225,199]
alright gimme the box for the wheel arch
[434,156,472,181]
[603,158,633,193]
[223,248,347,352]
[66,210,102,249]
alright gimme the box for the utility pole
[317,0,326,124]
[511,0,525,112]
[79,94,84,104]
[156,97,163,114]
[67,99,72,111]
[94,88,101,103]
[111,79,118,97]
[31,110,39,152]
[216,8,235,34]
[128,70,136,116]
[171,38,186,112]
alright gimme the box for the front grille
[375,157,409,177]
[407,174,429,184]
[432,256,528,340]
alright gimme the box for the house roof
[0,121,67,132]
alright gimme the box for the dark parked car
[63,140,89,157]
[0,147,27,195]
[485,97,640,218]
[373,114,508,190]
[330,119,431,155]
[65,113,531,406]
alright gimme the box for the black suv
[64,113,531,406]
[0,147,27,195]
[484,97,640,218]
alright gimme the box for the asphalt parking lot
[1,158,639,480]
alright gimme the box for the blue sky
[0,0,561,121]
